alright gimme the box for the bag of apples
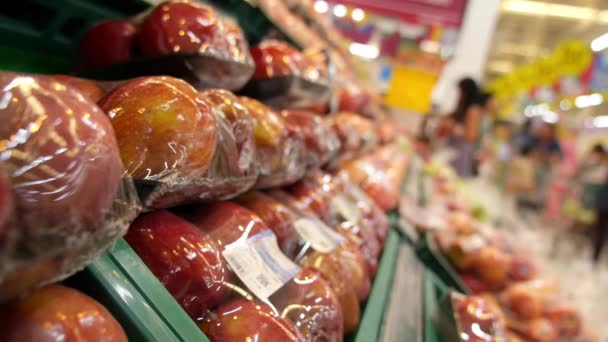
[0,72,140,301]
[125,202,344,341]
[236,191,372,334]
[98,77,260,210]
[78,0,254,91]
[325,112,379,170]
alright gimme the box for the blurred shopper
[447,77,483,177]
[527,122,562,163]
[473,92,497,176]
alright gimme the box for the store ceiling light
[314,0,329,13]
[542,112,558,123]
[502,0,596,21]
[352,8,365,21]
[349,42,379,59]
[575,93,604,108]
[333,4,347,17]
[592,116,608,128]
[591,33,608,52]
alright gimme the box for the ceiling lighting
[592,116,608,128]
[349,42,379,59]
[575,93,604,108]
[591,33,608,52]
[333,4,347,17]
[314,0,329,13]
[351,8,365,21]
[502,0,597,21]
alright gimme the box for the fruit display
[448,293,509,342]
[251,40,324,82]
[0,285,127,341]
[78,1,254,90]
[0,72,139,300]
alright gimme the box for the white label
[331,195,361,222]
[222,230,300,300]
[293,218,345,253]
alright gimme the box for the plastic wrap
[326,112,378,169]
[236,191,367,334]
[100,76,247,209]
[0,72,139,300]
[48,75,105,102]
[250,40,321,82]
[239,97,306,188]
[449,293,509,342]
[280,109,340,168]
[78,1,254,90]
[127,203,343,341]
[0,285,127,341]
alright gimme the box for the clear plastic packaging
[449,292,509,342]
[0,72,140,301]
[250,40,322,82]
[326,112,378,169]
[78,1,254,90]
[280,109,340,169]
[239,97,307,189]
[0,285,128,341]
[127,202,344,341]
[236,191,368,334]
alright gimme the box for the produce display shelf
[423,269,449,342]
[346,227,400,342]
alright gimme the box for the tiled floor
[464,179,608,341]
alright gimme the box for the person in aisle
[526,121,562,163]
[447,77,483,178]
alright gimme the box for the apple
[219,17,251,63]
[125,210,232,320]
[509,257,537,282]
[235,191,301,258]
[137,1,220,56]
[49,75,105,102]
[78,19,137,70]
[0,285,127,341]
[250,40,310,79]
[472,247,512,290]
[199,89,255,175]
[284,182,333,223]
[545,303,582,337]
[452,295,508,341]
[99,76,217,181]
[500,283,545,320]
[0,72,123,232]
[519,318,559,342]
[200,298,305,342]
[299,249,361,334]
[0,164,12,236]
[460,274,491,294]
[272,268,343,341]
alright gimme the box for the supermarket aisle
[464,179,608,340]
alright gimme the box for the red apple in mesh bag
[125,210,232,320]
[272,268,343,342]
[0,285,127,342]
[0,72,123,236]
[78,19,137,70]
[200,298,305,342]
[98,76,217,181]
[137,0,221,56]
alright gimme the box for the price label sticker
[223,230,300,300]
[331,195,361,222]
[293,218,345,253]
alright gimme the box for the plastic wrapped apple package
[280,110,340,169]
[239,97,307,189]
[0,285,128,341]
[326,112,378,169]
[77,0,254,90]
[250,40,324,82]
[442,292,509,342]
[126,202,344,341]
[0,72,140,301]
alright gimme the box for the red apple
[125,210,232,319]
[250,40,310,79]
[545,303,582,337]
[99,76,217,181]
[460,274,491,294]
[0,163,12,236]
[235,191,301,258]
[0,285,127,342]
[200,298,305,342]
[509,256,537,282]
[519,318,559,342]
[452,295,508,342]
[0,72,123,232]
[500,283,545,320]
[219,17,251,63]
[78,19,137,70]
[138,1,221,56]
[472,247,512,290]
[49,75,105,102]
[272,268,343,341]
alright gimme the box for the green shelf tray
[67,239,209,342]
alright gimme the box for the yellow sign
[385,66,437,113]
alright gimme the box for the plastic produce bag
[127,202,343,341]
[0,285,128,341]
[280,109,340,169]
[239,97,306,189]
[78,1,254,90]
[326,112,378,169]
[0,73,139,301]
[444,292,509,342]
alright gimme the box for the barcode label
[331,195,361,222]
[293,218,345,253]
[223,230,300,300]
